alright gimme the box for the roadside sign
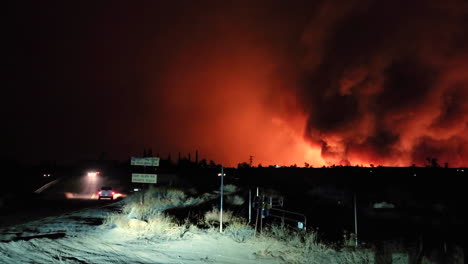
[298,222,304,229]
[131,173,157,184]
[131,157,160,166]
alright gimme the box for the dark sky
[4,1,468,167]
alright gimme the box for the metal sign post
[255,206,259,236]
[260,196,263,234]
[254,189,260,235]
[248,190,252,223]
[353,192,358,247]
[130,157,160,205]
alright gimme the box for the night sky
[4,1,468,167]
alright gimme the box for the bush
[120,187,212,221]
[144,186,186,202]
[103,187,214,239]
[254,225,374,264]
[204,208,235,227]
[224,220,254,243]
[105,212,182,237]
[226,195,245,205]
[223,184,237,194]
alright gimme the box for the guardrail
[269,207,307,230]
[250,191,307,234]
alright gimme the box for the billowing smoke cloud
[39,1,463,167]
[145,1,468,167]
[298,0,468,167]
[9,1,467,167]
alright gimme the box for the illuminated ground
[1,178,464,263]
[0,199,285,264]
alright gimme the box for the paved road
[1,174,130,228]
[0,194,122,228]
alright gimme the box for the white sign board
[131,157,160,166]
[132,173,157,184]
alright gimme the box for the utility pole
[249,155,254,167]
[218,166,225,232]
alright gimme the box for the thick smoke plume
[148,1,468,167]
[15,1,466,167]
[298,0,468,167]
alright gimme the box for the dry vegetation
[103,186,214,238]
[103,186,462,264]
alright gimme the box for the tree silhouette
[209,160,217,168]
[426,157,440,167]
[199,159,208,168]
[237,162,249,169]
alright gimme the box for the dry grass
[203,207,236,227]
[104,210,183,239]
[107,187,376,263]
[104,187,213,239]
[252,225,375,264]
[224,219,255,243]
[104,187,459,264]
[120,186,213,221]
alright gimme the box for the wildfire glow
[142,1,468,168]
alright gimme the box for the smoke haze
[5,1,468,167]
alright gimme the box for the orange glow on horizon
[143,4,468,168]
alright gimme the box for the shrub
[120,187,212,221]
[226,195,245,205]
[204,208,239,227]
[224,220,254,243]
[103,214,129,229]
[104,210,182,238]
[254,225,374,264]
[204,207,226,225]
[223,184,237,194]
[143,186,186,202]
[103,187,214,239]
[146,213,181,236]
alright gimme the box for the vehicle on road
[98,187,114,200]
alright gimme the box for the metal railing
[269,207,307,230]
